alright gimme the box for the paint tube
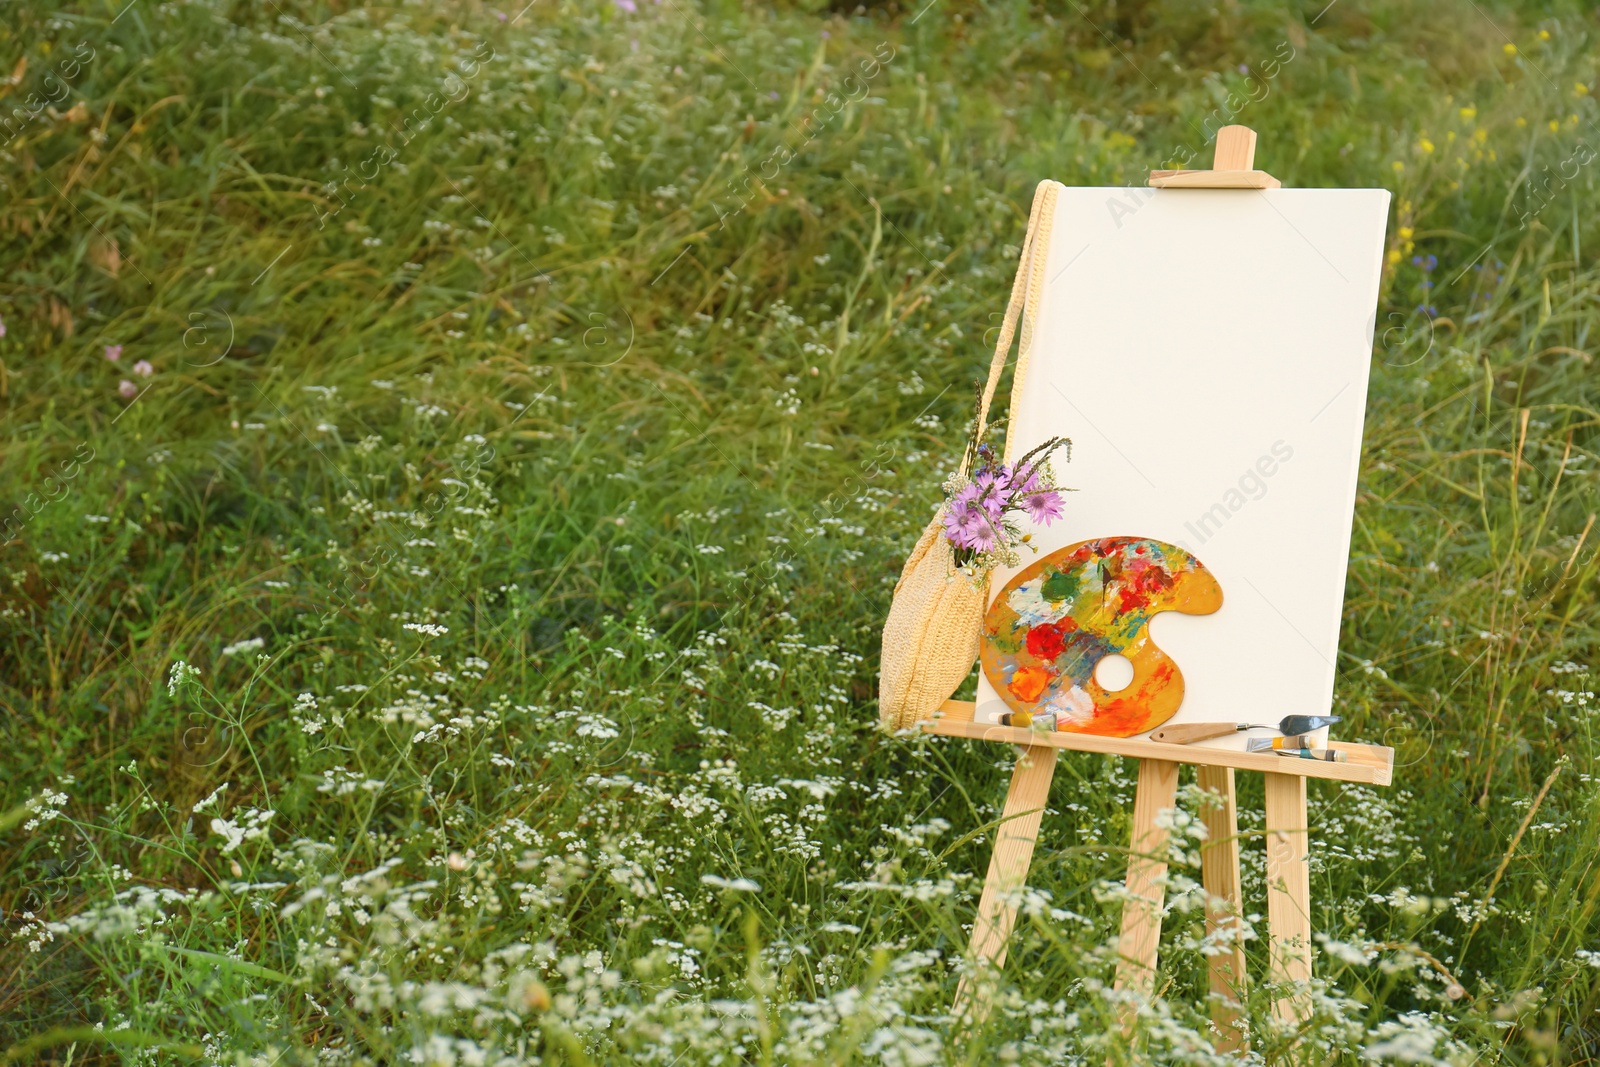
[1001,709,1061,731]
[1272,748,1346,763]
[1246,734,1320,752]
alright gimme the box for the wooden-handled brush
[1148,715,1340,745]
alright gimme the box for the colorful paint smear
[980,536,1223,738]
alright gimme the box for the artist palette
[980,536,1223,737]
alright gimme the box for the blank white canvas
[973,185,1391,752]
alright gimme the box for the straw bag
[878,179,1062,730]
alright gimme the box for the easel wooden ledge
[927,127,1395,1049]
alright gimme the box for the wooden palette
[980,536,1223,737]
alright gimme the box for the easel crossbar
[921,700,1393,785]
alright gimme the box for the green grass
[1,0,1598,1062]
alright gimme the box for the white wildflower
[700,874,761,892]
[211,808,275,853]
[166,660,201,696]
[404,622,450,637]
[192,782,229,813]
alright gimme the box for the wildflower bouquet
[941,404,1071,581]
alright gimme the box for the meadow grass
[1,0,1598,1063]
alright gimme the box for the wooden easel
[929,697,1393,1041]
[928,128,1395,1048]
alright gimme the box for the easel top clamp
[1147,123,1282,189]
[926,126,1394,1044]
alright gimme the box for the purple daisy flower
[941,509,977,550]
[944,484,1001,551]
[942,492,973,545]
[951,482,984,510]
[1010,462,1044,494]
[962,514,998,552]
[973,468,1010,519]
[945,506,996,552]
[1022,489,1065,525]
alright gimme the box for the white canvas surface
[973,185,1391,752]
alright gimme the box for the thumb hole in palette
[1094,653,1136,693]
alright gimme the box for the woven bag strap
[1007,181,1060,460]
[971,178,1060,467]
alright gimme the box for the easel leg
[1196,764,1249,1052]
[1113,758,1180,999]
[1264,772,1312,1027]
[953,744,1059,1023]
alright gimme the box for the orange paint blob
[1007,665,1054,703]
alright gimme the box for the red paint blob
[1025,622,1067,659]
